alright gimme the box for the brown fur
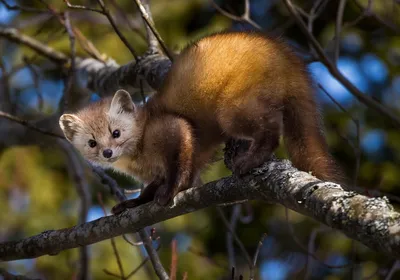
[60,31,345,214]
[148,31,345,182]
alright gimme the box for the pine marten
[59,31,345,214]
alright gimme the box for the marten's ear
[59,114,83,142]
[109,89,135,115]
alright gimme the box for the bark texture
[1,159,399,261]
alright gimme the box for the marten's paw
[111,199,141,215]
[154,185,174,206]
[232,155,254,177]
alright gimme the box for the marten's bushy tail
[283,94,346,185]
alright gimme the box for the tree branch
[283,0,400,129]
[0,27,68,64]
[77,53,171,96]
[58,140,91,280]
[91,166,169,280]
[133,0,173,60]
[1,159,400,261]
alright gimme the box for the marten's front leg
[154,118,196,206]
[111,179,163,214]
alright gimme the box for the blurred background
[0,0,400,279]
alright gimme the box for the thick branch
[1,159,400,261]
[78,54,171,96]
[0,27,170,98]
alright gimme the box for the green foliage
[2,0,400,279]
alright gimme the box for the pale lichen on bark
[1,159,400,261]
[78,53,171,97]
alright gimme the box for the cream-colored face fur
[59,90,140,167]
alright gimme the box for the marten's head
[59,90,142,167]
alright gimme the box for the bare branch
[59,140,91,280]
[139,0,160,54]
[0,27,68,64]
[385,260,400,280]
[91,166,169,280]
[334,0,347,63]
[95,0,139,60]
[304,226,332,279]
[211,0,261,30]
[132,0,173,60]
[98,193,126,279]
[126,244,161,279]
[63,0,103,14]
[0,0,48,13]
[138,229,169,280]
[0,111,64,138]
[283,0,400,129]
[226,205,241,269]
[285,207,351,269]
[170,240,178,280]
[249,233,267,280]
[62,11,77,112]
[2,159,399,261]
[217,207,255,269]
[108,0,147,41]
[353,0,400,35]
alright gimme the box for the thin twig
[138,230,169,280]
[98,193,126,280]
[132,0,173,60]
[285,208,352,269]
[123,234,143,246]
[109,0,147,42]
[62,11,76,112]
[0,111,64,138]
[126,244,161,279]
[216,207,253,269]
[64,0,104,14]
[249,233,267,280]
[103,269,123,279]
[343,0,372,30]
[95,0,138,60]
[170,240,178,280]
[0,59,13,114]
[239,202,253,224]
[59,140,91,280]
[353,0,400,34]
[211,0,261,30]
[385,260,400,280]
[304,226,332,279]
[91,167,169,280]
[0,27,68,64]
[334,0,347,63]
[23,57,44,111]
[0,0,48,13]
[283,0,400,129]
[227,205,241,269]
[139,0,160,53]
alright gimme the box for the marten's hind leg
[218,97,282,176]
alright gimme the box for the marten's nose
[103,149,113,158]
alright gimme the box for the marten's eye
[112,130,120,138]
[88,139,97,148]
